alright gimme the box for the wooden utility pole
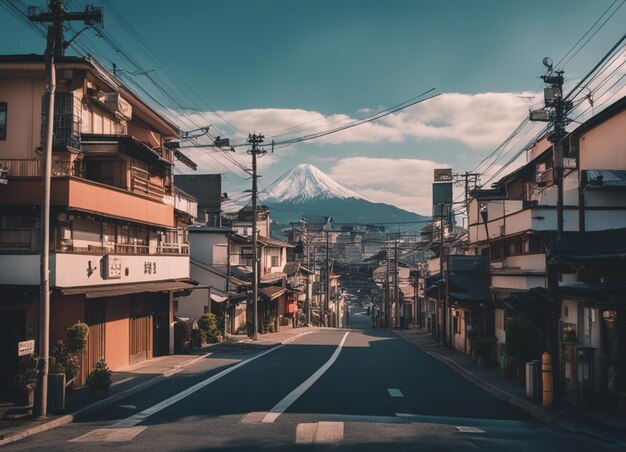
[247,133,265,339]
[28,0,102,418]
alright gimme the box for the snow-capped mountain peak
[263,164,365,203]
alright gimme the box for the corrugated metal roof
[582,170,626,189]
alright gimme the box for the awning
[448,255,490,304]
[496,287,548,313]
[260,286,288,301]
[58,279,197,299]
[543,228,626,267]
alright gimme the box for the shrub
[12,354,38,391]
[174,318,191,352]
[197,313,219,343]
[51,339,80,382]
[504,314,545,362]
[87,359,112,390]
[66,321,89,355]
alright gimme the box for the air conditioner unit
[101,93,132,120]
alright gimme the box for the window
[241,247,253,266]
[0,102,6,140]
[271,255,280,267]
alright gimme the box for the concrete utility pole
[530,59,572,240]
[385,235,391,329]
[394,240,400,329]
[28,0,102,418]
[247,133,265,340]
[325,229,330,327]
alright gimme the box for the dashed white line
[457,426,486,433]
[387,388,404,397]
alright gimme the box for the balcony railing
[0,159,41,177]
[53,243,189,255]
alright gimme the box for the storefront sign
[18,339,35,356]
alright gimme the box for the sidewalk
[0,326,316,447]
[394,326,626,441]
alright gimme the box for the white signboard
[18,339,35,356]
[104,255,122,279]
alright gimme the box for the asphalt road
[6,307,622,451]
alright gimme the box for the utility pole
[393,240,400,329]
[247,133,265,340]
[386,237,391,329]
[530,58,572,240]
[28,0,102,418]
[325,229,330,327]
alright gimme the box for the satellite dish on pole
[542,57,553,71]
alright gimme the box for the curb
[394,331,554,424]
[0,350,212,448]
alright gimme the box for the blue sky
[2,0,626,214]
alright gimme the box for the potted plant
[12,354,38,406]
[87,358,112,398]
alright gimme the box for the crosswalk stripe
[295,422,344,444]
[69,427,147,442]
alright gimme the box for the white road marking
[262,332,350,424]
[387,388,404,397]
[117,404,137,410]
[109,344,284,429]
[241,412,268,424]
[69,427,147,442]
[295,422,344,444]
[456,426,486,433]
[110,377,135,388]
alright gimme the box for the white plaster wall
[53,253,189,287]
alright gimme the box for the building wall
[0,75,44,159]
[580,108,626,170]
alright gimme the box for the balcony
[0,174,175,228]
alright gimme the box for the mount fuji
[261,164,428,228]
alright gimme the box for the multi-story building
[0,55,196,388]
[465,95,626,407]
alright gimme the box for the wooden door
[81,300,106,384]
[130,297,152,365]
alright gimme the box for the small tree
[51,321,88,384]
[504,314,545,362]
[87,358,112,391]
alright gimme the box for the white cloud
[179,92,534,151]
[329,157,456,215]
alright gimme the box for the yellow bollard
[542,352,554,408]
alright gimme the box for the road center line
[111,344,284,428]
[262,331,350,424]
